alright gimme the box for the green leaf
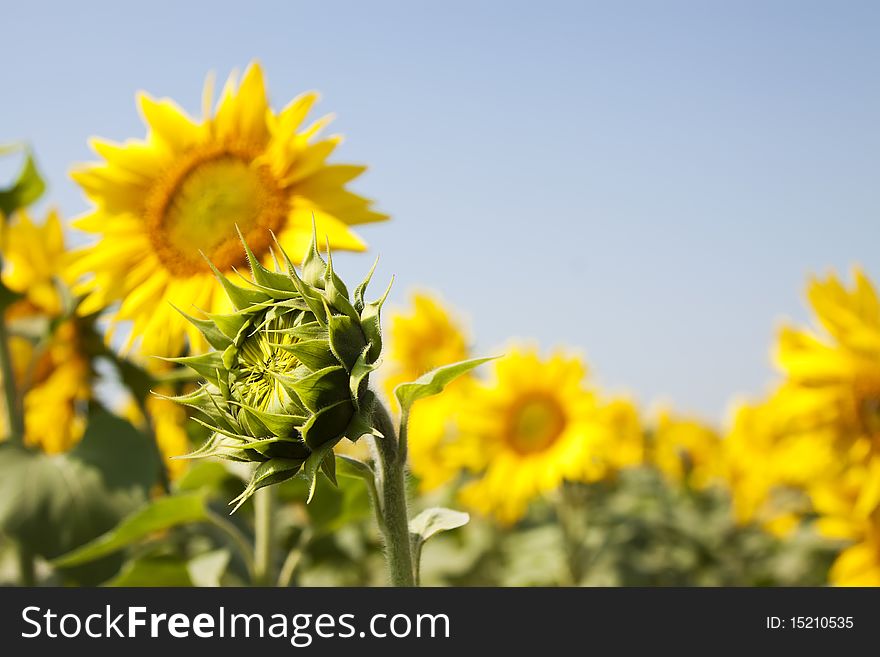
[105,555,193,587]
[335,454,374,482]
[394,357,497,413]
[0,144,46,216]
[187,548,231,587]
[52,491,211,567]
[409,507,470,585]
[0,407,159,583]
[409,507,470,543]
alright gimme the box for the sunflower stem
[253,485,277,586]
[371,400,415,587]
[0,281,24,444]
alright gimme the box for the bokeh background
[4,0,879,419]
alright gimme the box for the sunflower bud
[166,228,390,510]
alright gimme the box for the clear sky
[2,1,879,421]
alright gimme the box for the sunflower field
[0,60,877,588]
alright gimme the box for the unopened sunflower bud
[165,227,390,510]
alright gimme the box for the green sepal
[170,304,233,350]
[359,277,393,362]
[203,256,271,311]
[349,345,377,408]
[327,312,368,371]
[230,459,304,513]
[205,311,249,342]
[288,365,349,414]
[302,226,328,288]
[300,440,339,503]
[158,352,225,385]
[272,338,337,371]
[301,399,355,449]
[320,450,338,487]
[236,225,298,293]
[229,401,305,438]
[353,257,379,313]
[323,251,359,321]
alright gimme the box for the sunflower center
[145,144,288,275]
[507,396,566,454]
[234,314,300,414]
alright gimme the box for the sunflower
[1,210,93,453]
[809,447,880,586]
[383,292,470,400]
[722,394,830,536]
[775,268,880,454]
[123,392,191,481]
[382,292,472,490]
[70,61,387,358]
[455,347,615,524]
[650,411,722,490]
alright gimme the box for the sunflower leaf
[394,357,497,414]
[0,144,46,216]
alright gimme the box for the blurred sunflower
[383,292,472,490]
[775,268,880,454]
[722,395,829,537]
[1,210,93,453]
[70,61,387,357]
[456,348,608,524]
[810,447,880,586]
[650,411,722,490]
[383,292,469,398]
[123,391,191,481]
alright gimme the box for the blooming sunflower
[455,347,614,524]
[123,391,191,481]
[650,411,722,490]
[383,292,470,398]
[70,61,387,357]
[1,210,93,453]
[382,292,472,490]
[775,268,880,454]
[809,446,880,586]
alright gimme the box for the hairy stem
[371,400,415,587]
[0,316,23,445]
[252,485,276,586]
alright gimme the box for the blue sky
[2,1,879,420]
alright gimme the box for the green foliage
[0,407,159,583]
[53,491,212,567]
[0,143,46,217]
[394,357,496,414]
[409,507,469,584]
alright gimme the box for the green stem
[557,483,588,586]
[371,400,415,587]
[17,544,35,586]
[277,528,312,587]
[0,313,23,444]
[252,485,276,586]
[205,510,256,582]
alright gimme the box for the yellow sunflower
[775,268,880,454]
[455,347,615,524]
[382,292,472,490]
[123,392,191,481]
[70,61,388,357]
[809,447,880,586]
[383,292,470,400]
[1,210,93,453]
[650,411,722,490]
[722,394,831,536]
